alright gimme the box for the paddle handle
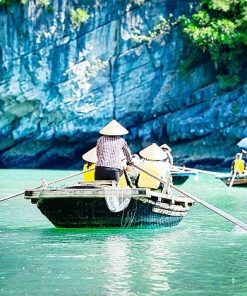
[173,165,218,176]
[229,172,237,187]
[0,169,94,203]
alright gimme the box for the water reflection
[103,235,132,295]
[145,235,171,292]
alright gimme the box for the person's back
[138,159,169,189]
[95,120,132,183]
[96,136,130,170]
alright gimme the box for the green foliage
[231,100,240,114]
[216,74,241,90]
[131,17,171,44]
[179,47,208,72]
[0,0,12,6]
[70,8,90,27]
[180,0,247,88]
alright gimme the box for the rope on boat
[0,168,94,203]
[131,164,247,232]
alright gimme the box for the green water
[0,169,247,296]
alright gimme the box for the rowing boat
[24,180,194,228]
[216,173,247,187]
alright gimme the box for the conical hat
[139,143,168,161]
[99,120,129,136]
[82,147,97,163]
[161,143,171,151]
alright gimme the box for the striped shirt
[96,136,132,170]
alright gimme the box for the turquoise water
[0,169,247,296]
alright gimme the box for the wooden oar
[173,165,220,176]
[229,172,237,187]
[131,164,247,231]
[0,168,94,203]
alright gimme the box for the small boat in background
[216,173,247,187]
[24,180,194,228]
[171,169,198,185]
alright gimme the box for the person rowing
[95,119,133,183]
[231,153,246,177]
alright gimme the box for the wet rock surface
[0,0,246,169]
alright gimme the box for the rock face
[0,0,246,169]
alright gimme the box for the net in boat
[104,188,132,212]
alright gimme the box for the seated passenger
[231,153,246,176]
[82,147,97,182]
[160,143,173,167]
[137,143,170,190]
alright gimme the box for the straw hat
[161,143,171,151]
[82,147,97,163]
[139,143,168,161]
[99,119,129,136]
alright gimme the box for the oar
[0,168,94,203]
[173,165,219,176]
[229,172,237,187]
[131,164,247,231]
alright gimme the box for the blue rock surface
[0,0,246,169]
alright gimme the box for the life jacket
[233,159,245,173]
[82,163,96,182]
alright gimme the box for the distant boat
[216,173,247,187]
[24,180,194,228]
[171,170,198,185]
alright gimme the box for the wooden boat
[171,170,197,185]
[24,180,194,228]
[216,174,247,187]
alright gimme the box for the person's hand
[127,160,134,166]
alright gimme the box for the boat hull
[222,178,247,187]
[37,197,183,228]
[172,176,189,185]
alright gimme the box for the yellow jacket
[232,159,245,173]
[82,163,96,182]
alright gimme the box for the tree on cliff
[180,0,247,89]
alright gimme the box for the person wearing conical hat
[160,143,173,167]
[137,143,170,190]
[82,147,97,182]
[95,119,132,183]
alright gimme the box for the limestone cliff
[0,0,246,169]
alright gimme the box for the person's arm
[168,152,173,166]
[122,141,132,164]
[96,138,101,158]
